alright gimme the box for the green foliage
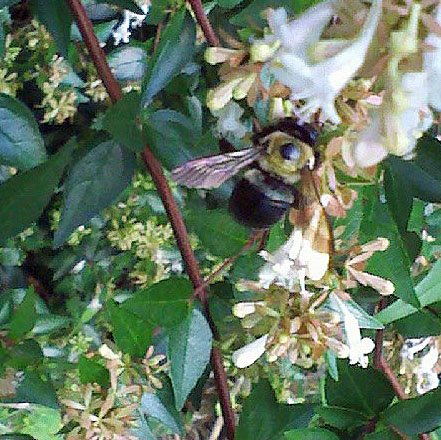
[0,94,46,170]
[0,140,75,244]
[236,381,314,440]
[284,428,340,440]
[167,309,213,410]
[54,140,136,247]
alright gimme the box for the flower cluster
[206,0,441,169]
[111,0,150,45]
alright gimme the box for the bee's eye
[279,143,301,161]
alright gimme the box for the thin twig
[187,0,220,46]
[66,1,235,438]
[193,229,264,299]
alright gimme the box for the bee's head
[258,131,315,183]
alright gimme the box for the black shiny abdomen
[229,178,291,228]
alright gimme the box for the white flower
[213,101,248,139]
[232,334,268,368]
[270,0,382,124]
[71,259,86,274]
[112,3,149,45]
[332,294,375,368]
[382,72,433,158]
[424,5,441,111]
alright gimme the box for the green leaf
[122,278,192,328]
[236,381,314,440]
[143,109,215,170]
[364,429,403,440]
[108,47,147,82]
[284,428,340,440]
[102,93,144,151]
[14,371,58,409]
[8,340,43,370]
[386,137,441,203]
[54,141,135,247]
[32,314,70,336]
[78,355,110,387]
[0,94,46,170]
[20,405,62,440]
[108,301,153,358]
[142,10,195,106]
[0,140,75,244]
[382,386,441,435]
[8,288,37,340]
[168,309,212,410]
[315,406,369,430]
[141,379,184,435]
[185,208,250,258]
[96,0,145,14]
[376,258,441,324]
[218,0,244,9]
[325,360,395,417]
[29,0,72,57]
[359,187,419,307]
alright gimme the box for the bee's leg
[192,229,265,299]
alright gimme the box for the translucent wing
[171,146,263,189]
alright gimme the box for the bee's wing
[171,146,263,189]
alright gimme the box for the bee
[171,118,333,279]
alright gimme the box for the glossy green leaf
[96,0,145,14]
[186,208,250,258]
[78,355,110,387]
[0,140,75,244]
[236,381,314,440]
[284,428,340,440]
[54,141,136,247]
[0,94,46,170]
[142,10,195,106]
[14,371,58,409]
[108,47,147,82]
[32,314,70,336]
[8,288,37,340]
[141,379,184,435]
[168,309,212,410]
[29,0,72,57]
[360,188,419,307]
[8,340,43,370]
[315,406,369,430]
[383,386,441,435]
[122,278,192,328]
[143,109,216,170]
[376,258,441,324]
[108,301,153,358]
[103,93,144,151]
[326,361,395,417]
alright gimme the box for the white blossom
[423,5,441,111]
[332,294,375,368]
[213,101,248,139]
[112,3,149,45]
[232,334,268,368]
[269,0,382,124]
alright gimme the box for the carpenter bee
[171,118,333,280]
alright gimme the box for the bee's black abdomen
[229,178,290,228]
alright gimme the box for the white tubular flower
[112,3,149,45]
[424,5,441,111]
[232,334,268,368]
[382,72,433,158]
[213,101,248,139]
[332,294,375,368]
[271,0,382,124]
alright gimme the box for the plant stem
[65,1,235,437]
[187,0,220,46]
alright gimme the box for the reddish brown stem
[187,0,220,46]
[66,1,235,438]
